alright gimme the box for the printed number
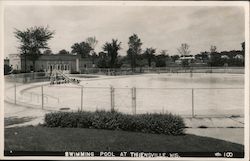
[224,152,233,158]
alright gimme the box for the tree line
[11,26,245,73]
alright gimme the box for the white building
[221,55,230,59]
[234,54,244,59]
[9,54,21,70]
[179,55,195,60]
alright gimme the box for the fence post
[132,87,136,115]
[81,86,83,111]
[41,85,44,109]
[110,86,115,112]
[14,82,16,105]
[192,88,194,117]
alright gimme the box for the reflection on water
[80,73,244,88]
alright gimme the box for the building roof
[20,54,81,61]
[221,55,230,59]
[234,54,243,59]
[179,56,195,60]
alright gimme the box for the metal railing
[6,84,244,117]
[78,66,244,75]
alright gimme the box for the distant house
[175,59,182,65]
[221,55,230,59]
[175,55,195,64]
[234,54,244,59]
[9,54,21,70]
[179,55,195,60]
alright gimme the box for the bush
[4,64,12,75]
[44,110,185,135]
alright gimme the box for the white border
[0,0,5,160]
[0,0,249,6]
[0,1,249,161]
[244,2,250,161]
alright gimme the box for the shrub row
[44,110,185,135]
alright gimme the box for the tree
[160,50,168,55]
[171,55,180,62]
[241,42,245,57]
[97,51,109,68]
[209,52,224,66]
[127,34,142,71]
[195,51,209,63]
[43,49,53,55]
[210,45,217,53]
[143,47,156,67]
[71,42,93,58]
[103,39,122,68]
[241,42,245,51]
[86,37,98,65]
[14,26,54,72]
[181,59,189,67]
[177,43,191,56]
[4,64,12,75]
[91,51,98,65]
[209,45,220,66]
[155,55,166,67]
[154,50,170,67]
[58,49,70,55]
[86,36,98,50]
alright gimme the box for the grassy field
[5,126,244,152]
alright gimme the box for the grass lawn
[5,126,244,152]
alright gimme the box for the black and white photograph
[0,1,249,160]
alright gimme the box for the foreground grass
[5,126,243,152]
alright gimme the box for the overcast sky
[4,5,245,58]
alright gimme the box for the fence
[4,72,244,117]
[78,66,244,75]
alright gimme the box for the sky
[4,5,245,58]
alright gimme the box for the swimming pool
[10,73,244,117]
